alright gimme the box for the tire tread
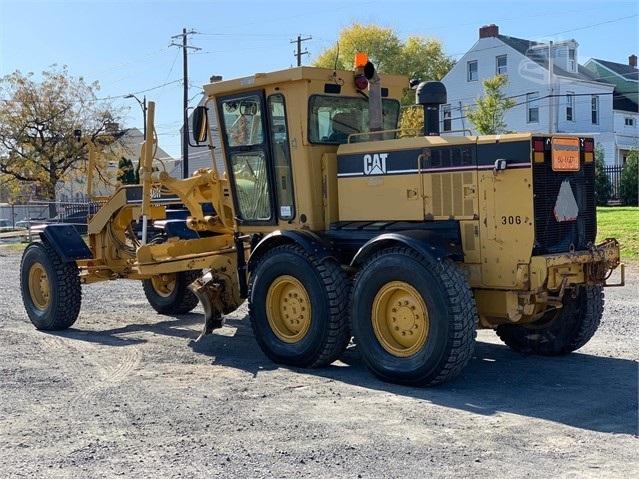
[20,241,81,330]
[248,244,351,368]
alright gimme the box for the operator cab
[191,55,407,230]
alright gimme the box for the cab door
[217,91,275,225]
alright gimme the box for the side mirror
[192,106,208,143]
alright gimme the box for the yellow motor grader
[20,55,623,386]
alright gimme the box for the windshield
[308,95,401,144]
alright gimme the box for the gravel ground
[0,245,637,478]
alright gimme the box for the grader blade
[189,272,225,341]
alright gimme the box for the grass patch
[597,207,638,260]
[2,241,28,253]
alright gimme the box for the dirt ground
[0,245,637,478]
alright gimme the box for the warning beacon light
[353,52,375,90]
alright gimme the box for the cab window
[308,95,401,144]
[219,93,274,223]
[267,94,295,221]
[220,96,264,147]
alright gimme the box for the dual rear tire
[496,285,604,355]
[350,247,477,386]
[249,244,351,368]
[249,244,478,386]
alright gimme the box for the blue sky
[1,0,637,158]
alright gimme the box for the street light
[124,94,147,140]
[125,94,147,184]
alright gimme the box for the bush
[619,150,638,206]
[594,143,612,206]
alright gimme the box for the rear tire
[350,247,477,386]
[249,244,350,368]
[143,270,201,315]
[496,285,604,355]
[20,241,82,330]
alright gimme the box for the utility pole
[291,34,312,67]
[548,41,554,134]
[170,28,200,178]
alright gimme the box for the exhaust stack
[416,81,447,136]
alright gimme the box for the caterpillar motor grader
[20,54,623,386]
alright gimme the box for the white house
[584,55,639,165]
[441,24,624,165]
[57,127,178,203]
[181,75,225,178]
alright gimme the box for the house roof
[496,34,607,84]
[613,95,639,113]
[585,58,639,113]
[589,58,639,83]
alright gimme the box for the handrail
[84,138,112,202]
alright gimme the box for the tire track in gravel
[37,333,142,402]
[3,329,144,446]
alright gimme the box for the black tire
[142,269,201,315]
[20,241,82,330]
[496,285,604,355]
[350,247,477,387]
[248,244,350,368]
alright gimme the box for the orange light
[354,53,368,68]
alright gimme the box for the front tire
[249,244,350,368]
[496,285,604,355]
[142,270,201,315]
[20,241,82,330]
[350,247,477,386]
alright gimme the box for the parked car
[15,218,47,229]
[0,219,13,232]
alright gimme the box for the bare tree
[0,65,127,210]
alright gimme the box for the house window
[496,55,507,75]
[566,92,574,121]
[467,61,478,82]
[527,92,539,123]
[625,117,635,127]
[442,104,452,131]
[568,48,576,72]
[591,96,599,124]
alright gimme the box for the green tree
[465,74,516,135]
[619,148,638,206]
[117,156,136,185]
[594,143,612,206]
[312,23,455,106]
[0,65,126,207]
[397,106,424,137]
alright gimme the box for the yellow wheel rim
[372,281,429,357]
[150,274,177,297]
[266,275,311,344]
[29,262,51,311]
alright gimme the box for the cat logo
[363,153,388,175]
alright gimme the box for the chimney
[210,75,223,83]
[630,54,637,68]
[479,24,499,39]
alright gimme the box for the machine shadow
[56,312,638,436]
[194,317,638,436]
[55,311,206,345]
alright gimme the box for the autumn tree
[313,23,455,106]
[0,65,127,208]
[465,74,516,135]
